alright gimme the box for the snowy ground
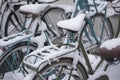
[2,61,120,80]
[107,62,120,80]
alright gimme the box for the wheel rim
[34,62,85,80]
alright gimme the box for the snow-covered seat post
[56,13,86,49]
[56,13,85,49]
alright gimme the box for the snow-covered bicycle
[0,0,69,38]
[21,0,120,80]
[23,12,110,80]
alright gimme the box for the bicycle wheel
[0,1,8,29]
[0,41,37,74]
[32,58,88,80]
[42,7,69,44]
[1,9,24,37]
[82,13,113,49]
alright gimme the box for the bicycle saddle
[18,4,49,15]
[90,38,120,58]
[57,13,85,32]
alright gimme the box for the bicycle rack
[23,45,77,71]
[0,30,33,47]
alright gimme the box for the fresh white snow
[57,13,85,31]
[100,38,120,50]
[0,30,33,47]
[1,0,120,80]
[106,63,120,80]
[19,4,49,14]
[3,62,120,80]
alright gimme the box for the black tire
[1,10,24,37]
[81,13,113,49]
[0,41,37,74]
[32,58,88,80]
[0,1,9,33]
[42,7,69,44]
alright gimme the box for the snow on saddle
[90,38,120,58]
[57,13,85,32]
[18,4,49,15]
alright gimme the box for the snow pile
[100,38,120,50]
[88,54,96,64]
[88,71,108,80]
[19,4,49,14]
[106,63,120,80]
[23,72,36,80]
[3,70,24,80]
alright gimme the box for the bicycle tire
[1,9,24,37]
[32,58,88,80]
[81,13,113,49]
[0,1,8,29]
[0,41,37,74]
[42,7,69,44]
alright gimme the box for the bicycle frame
[23,14,48,47]
[22,0,115,79]
[23,28,108,80]
[71,0,110,45]
[22,0,111,77]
